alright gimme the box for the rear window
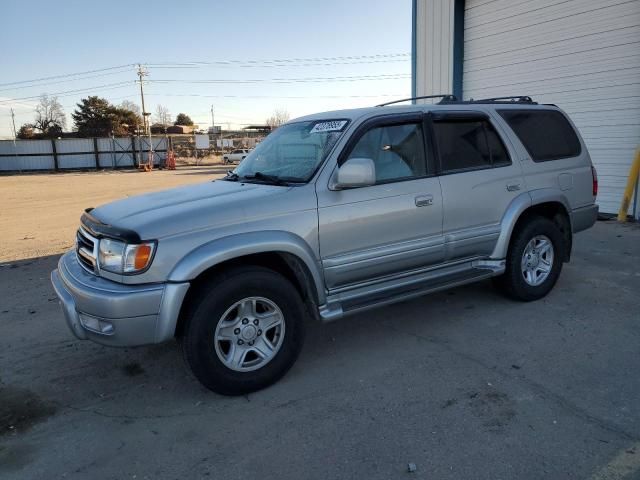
[498,109,581,162]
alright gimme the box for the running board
[319,260,504,323]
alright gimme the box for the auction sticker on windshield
[310,120,348,134]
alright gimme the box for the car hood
[89,179,295,239]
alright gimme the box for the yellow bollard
[618,147,640,222]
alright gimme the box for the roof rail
[439,95,537,104]
[376,94,457,107]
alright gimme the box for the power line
[0,81,134,103]
[0,73,408,104]
[148,73,410,85]
[148,93,408,100]
[149,58,410,70]
[0,64,135,88]
[147,52,409,67]
[0,53,410,90]
[0,67,134,93]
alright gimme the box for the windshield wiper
[242,171,289,186]
[223,171,240,181]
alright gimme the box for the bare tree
[119,100,141,116]
[154,104,172,126]
[33,95,66,136]
[265,108,290,128]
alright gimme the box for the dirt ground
[0,165,227,263]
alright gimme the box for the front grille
[76,227,98,273]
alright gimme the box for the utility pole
[10,107,20,172]
[136,64,153,170]
[136,64,149,134]
[210,104,216,153]
[10,108,17,140]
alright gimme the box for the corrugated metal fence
[0,137,168,172]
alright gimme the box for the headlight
[98,238,155,274]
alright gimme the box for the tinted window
[433,120,510,173]
[486,126,511,167]
[498,109,581,161]
[347,123,427,183]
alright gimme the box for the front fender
[168,230,326,304]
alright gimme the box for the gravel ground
[1,169,639,479]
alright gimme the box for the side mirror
[333,157,376,189]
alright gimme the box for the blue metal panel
[452,0,465,99]
[411,0,417,102]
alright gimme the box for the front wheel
[493,216,564,301]
[181,266,306,395]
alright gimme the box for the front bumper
[51,251,189,347]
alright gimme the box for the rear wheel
[182,266,306,395]
[494,216,564,301]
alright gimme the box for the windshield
[233,119,349,182]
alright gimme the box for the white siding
[464,0,640,214]
[415,0,456,100]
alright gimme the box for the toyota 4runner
[51,95,598,395]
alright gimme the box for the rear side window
[498,109,581,161]
[433,119,511,173]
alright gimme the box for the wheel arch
[170,232,325,338]
[492,190,572,261]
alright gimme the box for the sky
[0,0,412,138]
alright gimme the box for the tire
[493,216,564,301]
[181,266,306,395]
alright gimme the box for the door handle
[415,194,433,207]
[506,183,521,192]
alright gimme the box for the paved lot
[1,169,639,479]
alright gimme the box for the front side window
[234,119,349,182]
[498,109,581,161]
[346,122,427,183]
[433,119,511,173]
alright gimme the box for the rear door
[431,111,524,261]
[317,113,444,290]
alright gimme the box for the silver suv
[51,96,598,395]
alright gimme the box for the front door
[317,113,444,290]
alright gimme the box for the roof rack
[439,96,537,104]
[376,94,457,107]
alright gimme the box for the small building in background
[150,124,197,135]
[166,125,195,135]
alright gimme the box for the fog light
[79,314,114,335]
